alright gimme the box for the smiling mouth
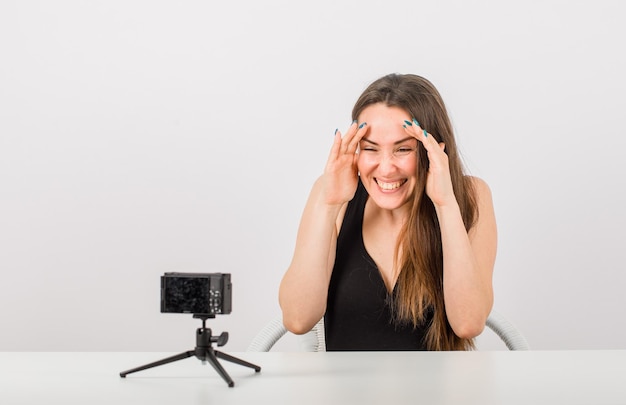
[375,179,407,190]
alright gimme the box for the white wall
[1,0,624,352]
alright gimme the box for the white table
[1,351,625,404]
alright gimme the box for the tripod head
[193,314,228,347]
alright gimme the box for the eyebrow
[360,136,416,146]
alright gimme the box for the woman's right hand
[322,121,368,205]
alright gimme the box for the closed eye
[395,146,417,156]
[361,147,378,152]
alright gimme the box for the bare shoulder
[465,176,497,238]
[466,176,496,226]
[467,175,491,192]
[467,176,493,204]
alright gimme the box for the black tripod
[119,314,261,387]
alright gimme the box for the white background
[1,0,624,352]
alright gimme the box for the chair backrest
[246,309,530,352]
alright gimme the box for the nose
[377,152,397,174]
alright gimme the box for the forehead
[358,103,412,143]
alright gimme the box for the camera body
[160,272,232,315]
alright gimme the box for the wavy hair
[351,74,478,350]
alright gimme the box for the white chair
[247,309,530,352]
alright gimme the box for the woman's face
[357,103,418,212]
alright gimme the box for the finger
[403,118,440,151]
[340,120,359,154]
[402,119,426,145]
[345,122,368,154]
[329,128,343,160]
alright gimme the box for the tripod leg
[203,349,236,387]
[215,350,261,372]
[120,351,194,377]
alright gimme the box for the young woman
[279,74,497,350]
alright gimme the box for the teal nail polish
[402,124,407,129]
[334,128,338,135]
[358,122,367,129]
[404,120,413,126]
[352,119,357,125]
[413,118,421,127]
[423,129,428,137]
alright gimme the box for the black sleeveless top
[324,180,430,351]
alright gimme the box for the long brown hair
[352,74,478,350]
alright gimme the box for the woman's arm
[436,177,496,339]
[278,178,345,334]
[403,121,496,338]
[279,122,368,334]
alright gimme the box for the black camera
[160,272,232,315]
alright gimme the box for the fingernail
[352,119,357,125]
[404,120,413,126]
[358,122,367,129]
[334,128,338,135]
[413,118,420,127]
[402,124,407,129]
[423,129,428,137]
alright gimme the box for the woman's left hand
[403,119,457,208]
